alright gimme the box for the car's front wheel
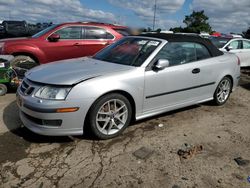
[88,93,132,139]
[213,77,232,105]
[0,84,7,96]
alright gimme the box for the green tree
[170,26,184,33]
[155,28,161,33]
[170,10,212,33]
[183,10,212,33]
[243,27,250,39]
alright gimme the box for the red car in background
[0,22,129,69]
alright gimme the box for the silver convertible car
[17,34,241,139]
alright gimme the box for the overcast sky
[0,0,249,33]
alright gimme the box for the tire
[10,55,38,78]
[87,93,132,139]
[0,84,7,96]
[213,77,232,106]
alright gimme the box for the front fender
[67,68,145,116]
[5,43,46,63]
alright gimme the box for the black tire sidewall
[214,77,232,106]
[88,93,132,139]
[0,84,7,96]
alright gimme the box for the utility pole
[153,0,157,30]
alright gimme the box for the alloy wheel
[216,79,231,103]
[96,99,128,135]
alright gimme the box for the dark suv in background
[0,22,129,69]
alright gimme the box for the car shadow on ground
[240,83,250,91]
[3,101,74,144]
[240,68,250,91]
[3,100,202,144]
[131,104,201,126]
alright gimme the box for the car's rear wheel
[0,84,7,96]
[213,77,232,105]
[11,55,38,78]
[88,93,132,139]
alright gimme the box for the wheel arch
[83,90,136,131]
[224,74,234,91]
[12,52,40,64]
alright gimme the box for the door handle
[73,43,82,46]
[192,68,200,74]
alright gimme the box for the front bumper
[19,110,84,136]
[232,75,240,92]
[17,79,94,136]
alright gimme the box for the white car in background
[210,37,250,67]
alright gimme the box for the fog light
[42,119,62,126]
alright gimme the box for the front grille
[23,112,62,127]
[20,80,35,95]
[20,80,28,92]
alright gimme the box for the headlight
[35,86,71,100]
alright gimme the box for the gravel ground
[0,70,249,188]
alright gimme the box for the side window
[228,40,241,49]
[155,42,196,66]
[85,27,114,39]
[154,42,211,67]
[154,42,196,66]
[54,27,82,39]
[243,40,250,49]
[195,43,211,60]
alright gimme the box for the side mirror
[225,46,233,51]
[154,59,169,70]
[48,33,60,42]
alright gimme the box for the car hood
[0,37,33,43]
[25,57,134,85]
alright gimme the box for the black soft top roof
[139,33,223,57]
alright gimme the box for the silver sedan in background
[17,34,241,139]
[210,36,250,67]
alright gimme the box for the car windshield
[93,37,161,67]
[209,37,231,48]
[32,24,58,38]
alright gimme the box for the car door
[42,26,85,62]
[240,40,250,66]
[83,26,115,56]
[143,42,214,113]
[224,40,244,62]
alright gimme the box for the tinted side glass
[85,27,114,39]
[155,42,211,67]
[55,26,82,39]
[195,43,211,60]
[229,40,241,49]
[155,42,196,66]
[243,40,250,49]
